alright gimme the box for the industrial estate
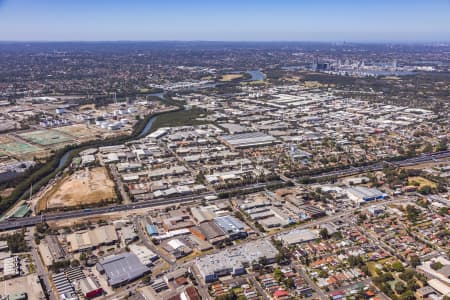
[0,38,449,300]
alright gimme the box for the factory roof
[67,225,118,252]
[97,252,150,287]
[196,240,278,277]
[219,132,278,148]
[214,216,245,235]
[278,229,319,245]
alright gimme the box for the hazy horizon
[0,0,449,42]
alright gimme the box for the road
[248,274,270,300]
[109,164,131,204]
[292,263,328,300]
[308,150,450,180]
[27,228,56,300]
[0,181,278,231]
[133,216,176,265]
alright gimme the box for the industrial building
[2,256,20,278]
[346,187,387,204]
[66,225,118,252]
[96,252,151,287]
[218,132,278,149]
[214,216,247,240]
[190,221,226,244]
[76,277,103,299]
[129,244,159,266]
[277,229,319,246]
[195,240,278,282]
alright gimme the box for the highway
[0,181,274,232]
[310,150,450,180]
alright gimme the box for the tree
[348,255,364,268]
[394,282,406,294]
[406,278,419,291]
[71,259,80,267]
[285,277,295,289]
[274,268,283,282]
[399,290,415,300]
[392,261,405,273]
[319,228,330,240]
[409,256,421,268]
[430,261,443,270]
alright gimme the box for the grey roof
[220,132,277,148]
[196,239,278,279]
[97,252,150,286]
[214,216,245,235]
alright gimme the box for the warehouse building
[190,221,227,244]
[195,240,278,283]
[218,132,278,149]
[346,187,387,204]
[277,229,319,246]
[214,216,247,240]
[76,277,103,299]
[67,225,118,252]
[96,252,151,287]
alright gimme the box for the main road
[0,181,275,231]
[309,150,450,180]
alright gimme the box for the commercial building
[195,240,278,282]
[96,252,151,287]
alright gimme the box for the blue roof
[146,224,159,236]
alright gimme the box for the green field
[0,141,41,154]
[18,130,74,146]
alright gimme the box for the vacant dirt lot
[36,167,116,212]
[220,73,244,81]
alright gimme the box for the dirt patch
[220,73,244,82]
[36,167,116,212]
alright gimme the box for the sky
[0,0,449,42]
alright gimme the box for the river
[55,72,264,170]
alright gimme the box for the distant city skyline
[0,0,450,42]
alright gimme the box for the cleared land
[55,124,103,139]
[220,73,244,82]
[36,167,116,212]
[18,129,74,146]
[2,274,44,300]
[407,176,437,189]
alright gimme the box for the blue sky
[0,0,449,42]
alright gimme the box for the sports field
[18,129,74,146]
[0,141,42,155]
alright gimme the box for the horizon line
[0,39,450,45]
